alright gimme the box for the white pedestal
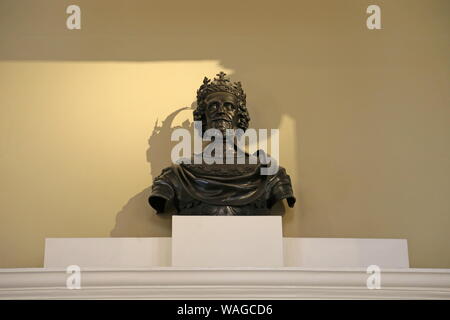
[45,237,409,268]
[172,216,284,267]
[44,223,409,268]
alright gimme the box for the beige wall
[0,0,449,268]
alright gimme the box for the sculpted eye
[224,102,235,109]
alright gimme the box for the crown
[196,72,246,106]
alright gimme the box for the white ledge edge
[1,267,449,299]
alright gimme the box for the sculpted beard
[211,118,234,132]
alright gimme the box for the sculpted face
[204,92,238,134]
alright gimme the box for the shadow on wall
[110,106,194,237]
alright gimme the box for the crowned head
[194,72,250,134]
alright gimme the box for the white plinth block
[172,216,284,267]
[284,238,409,268]
[44,237,171,268]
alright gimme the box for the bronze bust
[148,72,295,215]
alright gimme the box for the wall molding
[1,267,449,299]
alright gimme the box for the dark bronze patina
[148,72,295,215]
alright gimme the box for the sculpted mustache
[212,114,232,122]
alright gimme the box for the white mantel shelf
[1,267,449,299]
